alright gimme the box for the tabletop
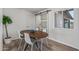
[20,30,48,39]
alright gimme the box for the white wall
[3,8,35,39]
[0,8,2,50]
[48,8,79,49]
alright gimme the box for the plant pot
[4,37,12,44]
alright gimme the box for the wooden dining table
[20,30,48,50]
[20,30,48,39]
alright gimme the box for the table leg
[45,38,48,47]
[35,42,38,48]
[41,39,43,51]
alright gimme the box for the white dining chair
[18,31,24,50]
[23,33,34,51]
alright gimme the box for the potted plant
[3,15,13,44]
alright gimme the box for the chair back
[17,31,20,38]
[17,31,23,39]
[24,33,33,45]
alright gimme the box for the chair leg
[23,42,27,51]
[18,39,22,51]
[31,44,33,51]
[24,44,29,51]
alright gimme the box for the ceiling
[24,8,47,14]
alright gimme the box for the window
[63,9,74,29]
[55,11,63,28]
[55,9,74,29]
[35,12,48,32]
[41,12,48,32]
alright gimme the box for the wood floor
[3,38,79,51]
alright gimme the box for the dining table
[20,30,48,39]
[20,30,48,50]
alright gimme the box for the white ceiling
[24,8,47,14]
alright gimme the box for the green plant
[3,15,13,39]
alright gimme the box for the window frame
[54,9,74,29]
